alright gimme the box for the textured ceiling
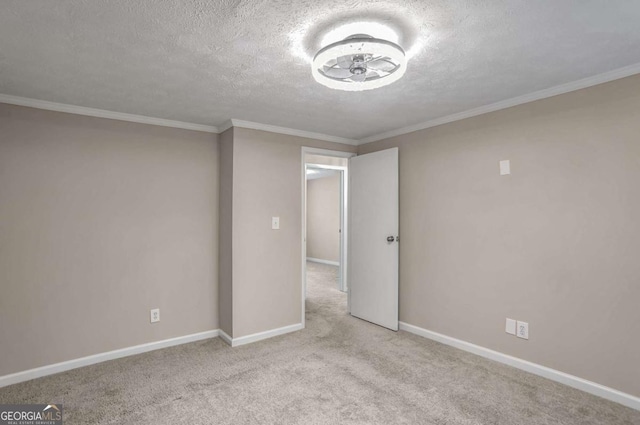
[1,1,640,140]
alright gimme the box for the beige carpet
[0,261,638,424]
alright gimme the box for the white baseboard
[399,322,640,411]
[306,257,340,266]
[219,329,233,346]
[0,330,219,388]
[226,323,304,347]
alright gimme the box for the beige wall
[306,173,341,263]
[0,104,219,376]
[357,74,640,397]
[230,128,356,338]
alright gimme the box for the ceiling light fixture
[320,22,400,47]
[312,34,407,91]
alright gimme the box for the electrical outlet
[150,308,160,323]
[272,216,280,230]
[516,321,528,339]
[505,318,516,335]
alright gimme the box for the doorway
[301,148,355,327]
[306,165,344,290]
[301,147,399,332]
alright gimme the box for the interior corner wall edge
[0,103,220,377]
[356,73,640,398]
[218,127,234,337]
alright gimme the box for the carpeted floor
[1,261,638,424]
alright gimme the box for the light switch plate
[271,216,280,230]
[500,159,511,175]
[517,321,529,339]
[506,318,516,335]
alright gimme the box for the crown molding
[358,62,640,145]
[0,94,357,144]
[229,119,359,146]
[0,94,219,134]
[6,61,640,145]
[218,120,234,133]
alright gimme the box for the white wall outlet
[516,321,529,339]
[271,216,280,230]
[506,318,516,335]
[499,159,511,175]
[150,308,160,323]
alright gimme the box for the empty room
[1,1,639,424]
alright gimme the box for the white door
[348,148,399,331]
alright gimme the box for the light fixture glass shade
[312,36,406,91]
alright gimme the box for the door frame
[301,147,356,327]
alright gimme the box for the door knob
[387,236,395,242]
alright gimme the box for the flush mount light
[312,34,406,91]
